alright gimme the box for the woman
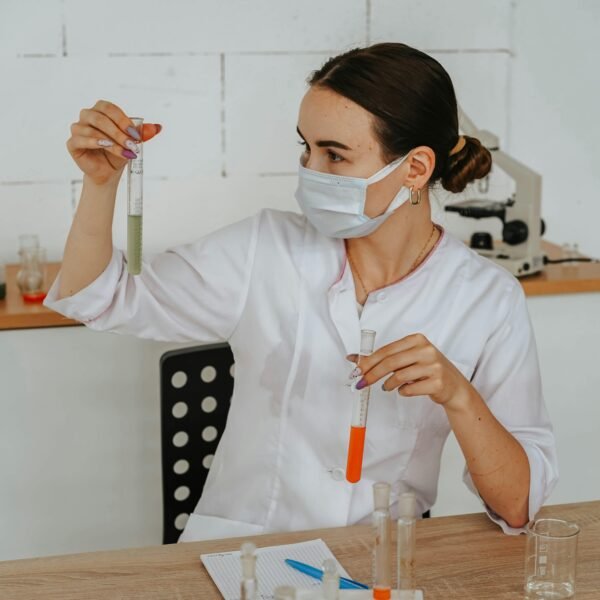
[45,42,558,541]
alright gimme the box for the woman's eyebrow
[296,126,353,151]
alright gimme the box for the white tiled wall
[0,0,524,266]
[1,0,598,560]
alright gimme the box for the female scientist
[45,42,558,541]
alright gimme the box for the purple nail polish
[122,149,137,159]
[126,126,141,141]
[355,378,367,391]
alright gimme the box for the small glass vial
[397,492,417,594]
[372,482,392,600]
[322,558,340,600]
[240,542,257,600]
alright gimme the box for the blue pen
[284,558,369,590]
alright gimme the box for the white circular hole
[230,363,235,378]
[201,365,217,383]
[202,426,218,442]
[173,459,189,474]
[174,485,190,501]
[171,371,187,389]
[202,454,214,469]
[173,431,189,447]
[172,401,188,419]
[174,513,189,531]
[201,396,217,413]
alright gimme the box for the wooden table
[0,501,598,599]
[521,241,600,296]
[0,263,79,330]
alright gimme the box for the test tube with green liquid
[127,117,143,275]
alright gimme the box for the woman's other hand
[347,333,472,410]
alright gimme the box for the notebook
[200,538,352,600]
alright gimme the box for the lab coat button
[376,291,387,302]
[330,467,345,481]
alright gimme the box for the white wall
[1,0,598,560]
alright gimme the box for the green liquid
[127,214,143,275]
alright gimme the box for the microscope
[444,106,545,277]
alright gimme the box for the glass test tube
[240,542,257,600]
[346,329,376,483]
[127,117,144,275]
[397,492,417,596]
[372,482,392,600]
[321,558,340,600]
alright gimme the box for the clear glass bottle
[397,492,417,594]
[16,247,47,303]
[372,482,392,600]
[322,558,340,600]
[240,542,257,600]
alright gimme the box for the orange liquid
[346,425,366,483]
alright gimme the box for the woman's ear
[405,146,435,188]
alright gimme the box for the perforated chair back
[159,343,234,544]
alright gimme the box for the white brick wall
[0,0,525,266]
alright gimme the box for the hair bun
[441,135,492,193]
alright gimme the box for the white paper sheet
[200,538,353,600]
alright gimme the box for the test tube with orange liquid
[346,329,376,483]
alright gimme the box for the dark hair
[307,42,492,193]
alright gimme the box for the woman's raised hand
[66,99,162,185]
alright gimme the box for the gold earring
[410,186,422,205]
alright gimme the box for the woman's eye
[297,140,343,163]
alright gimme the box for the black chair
[160,343,235,544]
[159,343,430,543]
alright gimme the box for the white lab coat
[44,209,558,539]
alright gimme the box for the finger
[92,99,142,140]
[67,134,136,161]
[70,123,136,155]
[80,108,140,154]
[382,365,430,391]
[361,351,421,387]
[349,333,425,375]
[397,380,432,397]
[141,123,162,141]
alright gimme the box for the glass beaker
[524,518,580,599]
[16,247,47,303]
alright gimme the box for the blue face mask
[294,153,410,238]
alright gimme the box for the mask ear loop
[409,186,422,205]
[366,154,408,185]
